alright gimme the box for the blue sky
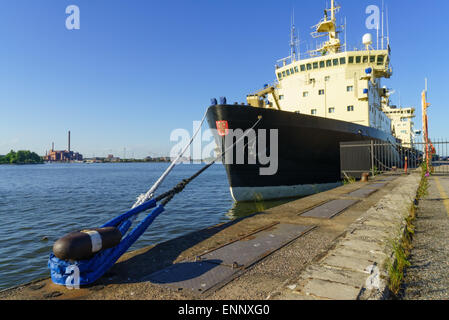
[0,0,448,158]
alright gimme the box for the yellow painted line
[434,176,449,217]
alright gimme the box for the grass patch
[371,165,381,176]
[386,242,411,295]
[343,175,356,185]
[417,174,429,199]
[387,171,428,297]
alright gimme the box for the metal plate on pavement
[144,260,235,293]
[199,223,313,267]
[345,188,378,198]
[376,176,397,181]
[365,183,386,189]
[299,199,360,219]
[144,223,313,294]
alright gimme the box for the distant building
[44,130,83,162]
[105,154,121,162]
[44,150,83,162]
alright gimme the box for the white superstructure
[246,0,416,146]
[383,104,416,147]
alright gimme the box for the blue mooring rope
[48,161,217,287]
[48,114,263,287]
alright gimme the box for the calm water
[0,162,293,290]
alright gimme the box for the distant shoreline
[42,160,217,164]
[0,158,219,165]
[0,162,45,165]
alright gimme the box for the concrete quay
[274,173,421,300]
[0,172,421,300]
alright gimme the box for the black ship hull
[206,104,399,202]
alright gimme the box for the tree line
[0,150,44,164]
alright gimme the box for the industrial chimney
[68,130,71,153]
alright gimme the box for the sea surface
[0,162,294,290]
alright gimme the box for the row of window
[386,109,412,114]
[278,55,386,80]
[310,106,355,115]
[302,86,354,97]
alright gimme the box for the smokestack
[68,130,71,152]
[52,142,54,151]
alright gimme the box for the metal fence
[419,138,449,175]
[340,138,449,178]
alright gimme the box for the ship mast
[309,0,342,56]
[290,9,299,62]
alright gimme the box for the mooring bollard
[361,172,369,182]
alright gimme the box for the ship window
[313,62,318,69]
[348,56,354,64]
[282,71,286,77]
[290,68,294,74]
[319,61,325,68]
[286,69,290,76]
[356,56,361,63]
[347,85,353,92]
[326,60,332,67]
[363,56,368,63]
[324,76,330,81]
[303,91,309,97]
[347,105,354,111]
[328,107,335,113]
[279,95,284,100]
[332,59,339,66]
[300,64,306,71]
[311,109,317,115]
[340,57,346,64]
[294,66,299,73]
[309,78,315,84]
[370,55,376,63]
[318,89,325,95]
[277,72,282,80]
[377,55,385,65]
[306,63,312,70]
